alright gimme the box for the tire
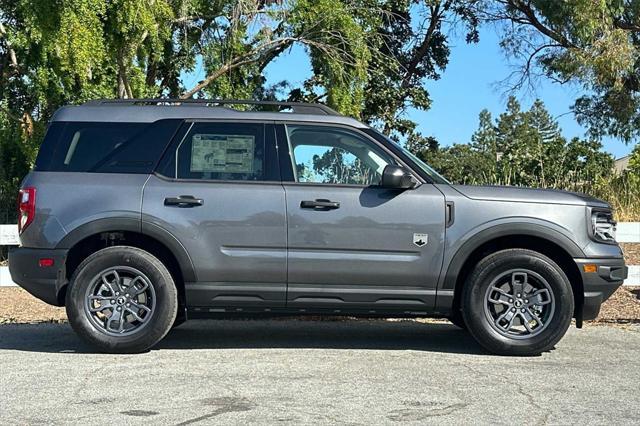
[462,249,574,356]
[66,246,178,353]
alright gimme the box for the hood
[450,185,610,208]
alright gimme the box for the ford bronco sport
[9,99,627,355]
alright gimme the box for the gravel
[0,288,66,324]
[620,242,640,265]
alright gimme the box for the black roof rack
[84,99,341,116]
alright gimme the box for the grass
[464,172,640,222]
[593,175,640,221]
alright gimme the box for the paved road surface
[0,320,638,425]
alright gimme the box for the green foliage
[0,0,402,218]
[414,97,615,192]
[0,0,183,221]
[0,0,483,182]
[487,0,640,142]
[0,107,36,222]
[1,0,639,224]
[591,171,640,221]
[360,0,480,138]
[310,148,376,185]
[410,96,640,219]
[288,0,371,117]
[629,144,640,175]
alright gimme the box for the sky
[184,27,634,160]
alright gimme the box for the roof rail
[83,98,341,116]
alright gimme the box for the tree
[360,0,481,138]
[626,142,640,175]
[285,0,481,139]
[422,142,495,183]
[0,0,391,220]
[0,0,485,220]
[468,109,497,178]
[413,97,614,190]
[482,0,640,142]
[182,0,375,117]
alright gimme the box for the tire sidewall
[463,250,574,355]
[66,246,177,353]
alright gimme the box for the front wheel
[462,249,574,356]
[66,246,178,353]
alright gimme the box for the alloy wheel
[483,269,555,339]
[83,266,156,336]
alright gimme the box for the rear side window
[157,122,279,182]
[34,120,181,173]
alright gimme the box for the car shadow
[0,319,487,355]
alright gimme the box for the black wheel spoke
[511,272,527,298]
[496,309,517,331]
[106,308,125,333]
[484,269,555,339]
[84,267,155,337]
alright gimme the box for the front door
[142,121,287,310]
[279,124,446,313]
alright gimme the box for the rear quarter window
[34,120,182,174]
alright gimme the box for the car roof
[50,99,369,128]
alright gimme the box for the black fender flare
[56,217,197,282]
[437,221,584,300]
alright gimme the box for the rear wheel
[462,249,573,356]
[66,246,177,353]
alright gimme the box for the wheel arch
[56,218,195,308]
[438,223,584,323]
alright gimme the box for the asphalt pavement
[0,319,639,425]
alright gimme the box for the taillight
[18,187,36,234]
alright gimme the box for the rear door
[277,123,446,313]
[142,120,287,310]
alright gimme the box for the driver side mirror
[381,165,418,189]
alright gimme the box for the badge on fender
[413,233,428,247]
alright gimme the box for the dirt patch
[620,243,640,265]
[0,288,66,324]
[587,286,640,325]
[1,287,639,326]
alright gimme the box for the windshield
[365,129,450,184]
[397,144,450,184]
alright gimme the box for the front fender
[434,219,585,313]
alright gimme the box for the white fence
[615,222,640,243]
[2,224,640,287]
[0,225,19,246]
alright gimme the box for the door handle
[164,195,204,207]
[300,199,340,210]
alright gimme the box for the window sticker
[190,134,255,173]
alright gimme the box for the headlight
[590,209,617,243]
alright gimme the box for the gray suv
[9,99,627,355]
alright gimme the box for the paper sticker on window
[190,134,255,173]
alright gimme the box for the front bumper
[8,247,68,306]
[574,257,627,322]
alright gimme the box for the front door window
[286,125,394,186]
